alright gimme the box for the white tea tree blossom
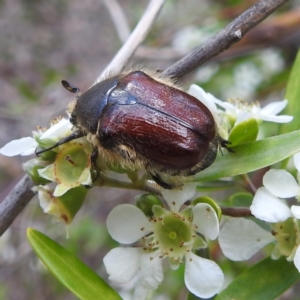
[0,117,92,222]
[189,84,293,125]
[0,117,73,157]
[189,84,293,140]
[103,185,224,299]
[251,152,300,223]
[219,153,300,271]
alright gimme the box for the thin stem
[95,174,162,195]
[162,0,289,80]
[221,206,253,217]
[96,0,166,83]
[241,174,257,194]
[102,0,130,43]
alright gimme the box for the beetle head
[70,76,119,134]
[36,77,117,155]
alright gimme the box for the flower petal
[260,100,287,115]
[40,118,72,140]
[263,169,300,198]
[293,152,300,172]
[33,185,54,213]
[251,187,292,222]
[53,183,74,197]
[259,114,293,123]
[133,285,149,300]
[161,183,197,212]
[139,251,163,290]
[184,252,224,298]
[235,110,252,124]
[78,168,92,185]
[219,218,275,261]
[293,246,300,272]
[192,203,219,240]
[0,137,37,156]
[211,97,236,113]
[107,204,153,244]
[103,247,142,284]
[291,205,300,219]
[188,84,219,114]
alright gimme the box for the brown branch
[221,206,253,217]
[162,0,290,80]
[0,175,34,235]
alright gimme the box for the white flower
[0,137,38,156]
[251,100,293,123]
[188,85,292,143]
[103,185,224,299]
[39,118,73,141]
[250,187,292,223]
[215,99,292,125]
[219,216,300,271]
[249,158,300,271]
[219,218,276,261]
[0,118,72,157]
[189,84,293,125]
[220,155,300,271]
[250,157,300,223]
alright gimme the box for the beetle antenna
[62,80,80,93]
[36,131,86,155]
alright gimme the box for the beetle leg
[91,147,99,165]
[150,172,174,189]
[217,136,234,154]
[90,147,100,182]
[83,148,100,188]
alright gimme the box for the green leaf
[194,130,300,181]
[27,228,121,300]
[228,118,259,146]
[279,49,300,134]
[216,257,300,300]
[229,192,253,207]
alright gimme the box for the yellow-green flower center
[273,217,299,257]
[55,143,90,184]
[153,211,193,257]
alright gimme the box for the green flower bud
[34,185,88,224]
[192,196,222,219]
[23,158,51,184]
[135,193,163,217]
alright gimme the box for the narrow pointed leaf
[194,130,300,181]
[279,49,300,134]
[216,257,300,300]
[27,228,121,300]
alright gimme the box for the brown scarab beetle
[37,70,229,189]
